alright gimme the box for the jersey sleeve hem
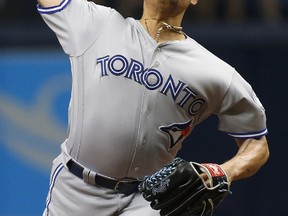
[37,0,71,14]
[227,128,268,139]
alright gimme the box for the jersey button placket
[154,47,161,68]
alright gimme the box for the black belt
[67,160,140,196]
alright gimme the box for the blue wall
[0,50,71,216]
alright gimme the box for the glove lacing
[145,158,183,187]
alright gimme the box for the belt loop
[60,143,72,169]
[83,168,96,185]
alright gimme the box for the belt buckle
[114,180,132,192]
[114,181,122,192]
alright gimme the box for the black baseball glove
[138,157,231,216]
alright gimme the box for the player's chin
[160,0,187,5]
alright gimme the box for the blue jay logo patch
[159,119,193,150]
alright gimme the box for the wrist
[220,163,235,185]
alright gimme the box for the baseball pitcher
[36,0,270,215]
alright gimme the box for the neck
[139,1,187,43]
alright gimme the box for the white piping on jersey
[227,128,268,138]
[37,0,71,14]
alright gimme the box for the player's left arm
[220,136,269,184]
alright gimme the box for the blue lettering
[108,55,128,76]
[97,55,109,76]
[96,54,205,116]
[142,69,163,90]
[160,75,185,101]
[125,59,144,84]
[178,87,197,107]
[189,99,205,115]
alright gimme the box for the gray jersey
[38,0,267,180]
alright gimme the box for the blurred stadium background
[0,0,287,215]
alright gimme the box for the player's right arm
[37,0,62,7]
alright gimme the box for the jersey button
[146,109,151,115]
[142,138,147,145]
[134,166,140,172]
[156,48,161,53]
[154,62,160,68]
